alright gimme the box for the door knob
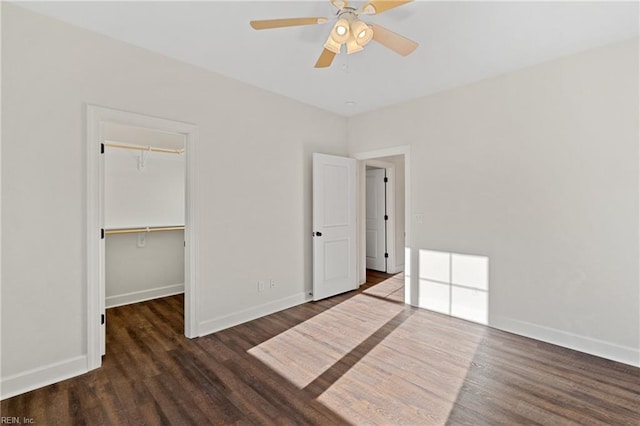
[314,231,322,237]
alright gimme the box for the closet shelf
[105,226,185,235]
[104,141,185,154]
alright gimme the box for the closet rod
[105,226,185,235]
[104,141,185,154]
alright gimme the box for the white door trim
[351,146,411,302]
[86,105,198,370]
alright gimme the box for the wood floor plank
[2,270,639,425]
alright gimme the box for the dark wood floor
[2,270,639,425]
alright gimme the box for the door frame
[351,146,411,303]
[86,105,199,370]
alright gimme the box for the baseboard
[491,315,639,367]
[198,292,312,337]
[106,283,184,308]
[1,355,88,400]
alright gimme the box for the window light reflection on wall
[418,249,489,325]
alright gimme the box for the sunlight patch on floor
[362,277,404,301]
[248,275,483,424]
[247,278,405,389]
[315,306,483,424]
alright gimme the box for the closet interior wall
[104,123,186,308]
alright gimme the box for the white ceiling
[15,1,639,116]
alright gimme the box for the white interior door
[366,168,386,272]
[313,153,357,301]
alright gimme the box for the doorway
[353,146,410,303]
[102,123,186,355]
[86,105,198,370]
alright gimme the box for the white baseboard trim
[106,283,184,308]
[198,292,312,337]
[1,355,88,400]
[491,315,639,367]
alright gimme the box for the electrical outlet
[258,281,265,292]
[269,279,276,288]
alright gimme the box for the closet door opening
[86,105,198,370]
[102,123,186,355]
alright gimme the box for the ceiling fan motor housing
[326,7,373,54]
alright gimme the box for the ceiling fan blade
[361,0,413,15]
[315,48,337,68]
[250,17,328,30]
[371,24,418,56]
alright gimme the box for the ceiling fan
[250,0,418,68]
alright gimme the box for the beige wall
[349,38,640,365]
[1,3,347,392]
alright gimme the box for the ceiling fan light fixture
[346,33,364,54]
[351,20,373,46]
[324,36,342,54]
[330,18,350,43]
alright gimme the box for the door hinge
[101,314,105,325]
[384,215,388,221]
[384,253,389,258]
[384,177,388,183]
[100,143,105,154]
[101,228,105,239]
